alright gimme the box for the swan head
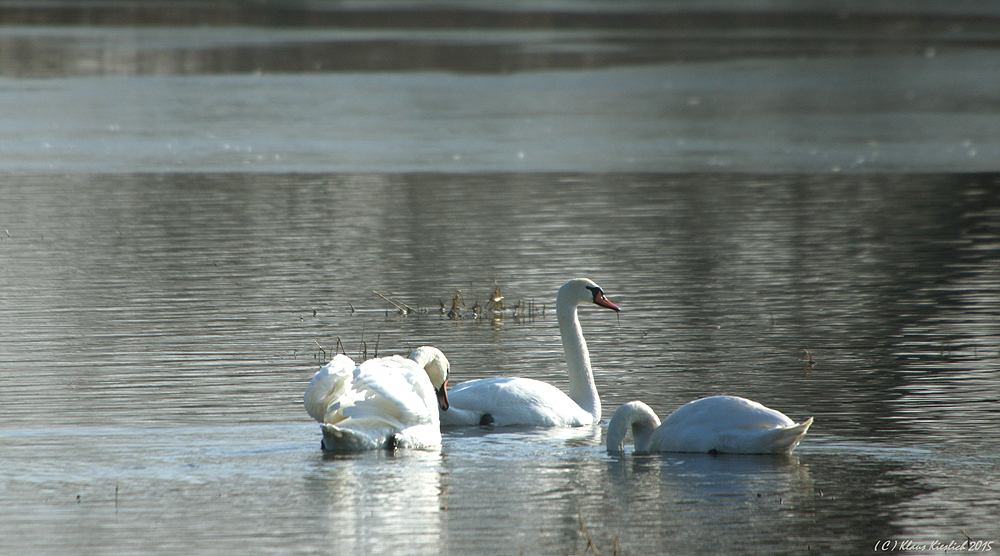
[558,278,620,312]
[408,346,450,411]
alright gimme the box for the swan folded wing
[707,417,813,454]
[497,379,590,426]
[656,396,809,454]
[341,356,437,428]
[304,354,358,423]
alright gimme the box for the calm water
[2,3,1000,555]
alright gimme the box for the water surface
[1,2,999,555]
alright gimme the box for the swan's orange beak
[593,292,620,312]
[436,380,450,411]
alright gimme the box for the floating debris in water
[310,282,545,364]
[486,282,504,313]
[373,290,415,316]
[802,347,815,375]
[368,282,542,322]
[445,289,466,319]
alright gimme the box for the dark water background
[1,2,999,555]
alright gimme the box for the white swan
[607,398,812,454]
[440,278,620,427]
[304,346,450,451]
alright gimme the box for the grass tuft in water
[577,513,621,556]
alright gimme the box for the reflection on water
[308,449,444,555]
[604,452,816,554]
[6,6,999,78]
[1,171,998,554]
[3,172,996,438]
[440,426,603,552]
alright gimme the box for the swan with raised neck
[440,278,620,427]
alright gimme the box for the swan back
[606,401,661,453]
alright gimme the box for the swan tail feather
[761,417,813,454]
[768,416,813,454]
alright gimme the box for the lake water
[1,3,999,555]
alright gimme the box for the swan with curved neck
[304,346,450,451]
[607,398,812,454]
[440,278,620,427]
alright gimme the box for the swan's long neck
[557,298,600,422]
[607,401,661,453]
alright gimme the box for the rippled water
[2,3,1000,555]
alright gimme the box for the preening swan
[304,346,450,451]
[607,398,812,454]
[440,278,620,427]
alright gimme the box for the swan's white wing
[303,354,358,423]
[652,395,808,454]
[443,377,593,427]
[346,355,438,428]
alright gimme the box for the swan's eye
[586,284,621,312]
